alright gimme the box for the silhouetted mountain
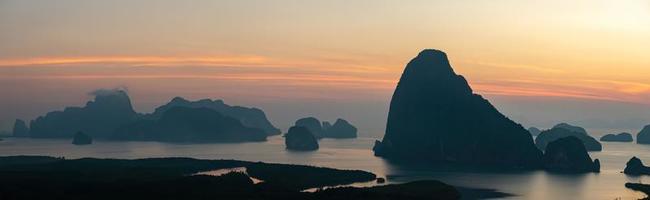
[542,136,600,173]
[72,131,92,145]
[528,127,542,137]
[12,119,29,137]
[624,157,650,175]
[284,126,319,151]
[29,89,138,138]
[295,117,324,138]
[600,132,633,142]
[373,49,542,168]
[150,97,280,135]
[553,123,587,134]
[535,126,602,151]
[322,119,357,138]
[294,117,358,139]
[113,107,267,143]
[322,121,332,131]
[636,125,650,144]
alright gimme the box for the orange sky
[1,0,649,133]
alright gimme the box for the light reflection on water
[1,136,649,200]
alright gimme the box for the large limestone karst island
[535,123,602,151]
[149,97,280,136]
[113,107,267,143]
[373,49,542,168]
[28,89,139,138]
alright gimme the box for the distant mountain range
[15,89,280,143]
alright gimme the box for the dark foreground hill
[0,156,465,200]
[373,49,542,168]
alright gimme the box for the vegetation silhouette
[0,156,466,200]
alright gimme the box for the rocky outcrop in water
[600,132,633,142]
[528,127,542,137]
[113,107,267,143]
[535,125,602,151]
[542,136,600,173]
[72,131,93,145]
[150,97,280,136]
[285,126,319,151]
[322,119,357,138]
[636,125,650,144]
[373,49,542,168]
[624,157,650,175]
[295,117,324,138]
[12,119,29,137]
[29,89,138,139]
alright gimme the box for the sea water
[1,135,649,200]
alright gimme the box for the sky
[1,0,649,136]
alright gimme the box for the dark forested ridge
[0,156,465,200]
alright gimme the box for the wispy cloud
[2,55,649,105]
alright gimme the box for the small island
[294,117,358,139]
[542,136,600,173]
[285,126,319,151]
[624,157,650,175]
[72,131,93,145]
[600,132,633,142]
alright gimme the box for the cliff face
[637,125,650,144]
[12,119,29,137]
[29,90,137,138]
[374,49,542,168]
[151,97,280,136]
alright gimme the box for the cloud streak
[2,55,649,105]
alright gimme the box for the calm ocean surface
[1,133,649,200]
